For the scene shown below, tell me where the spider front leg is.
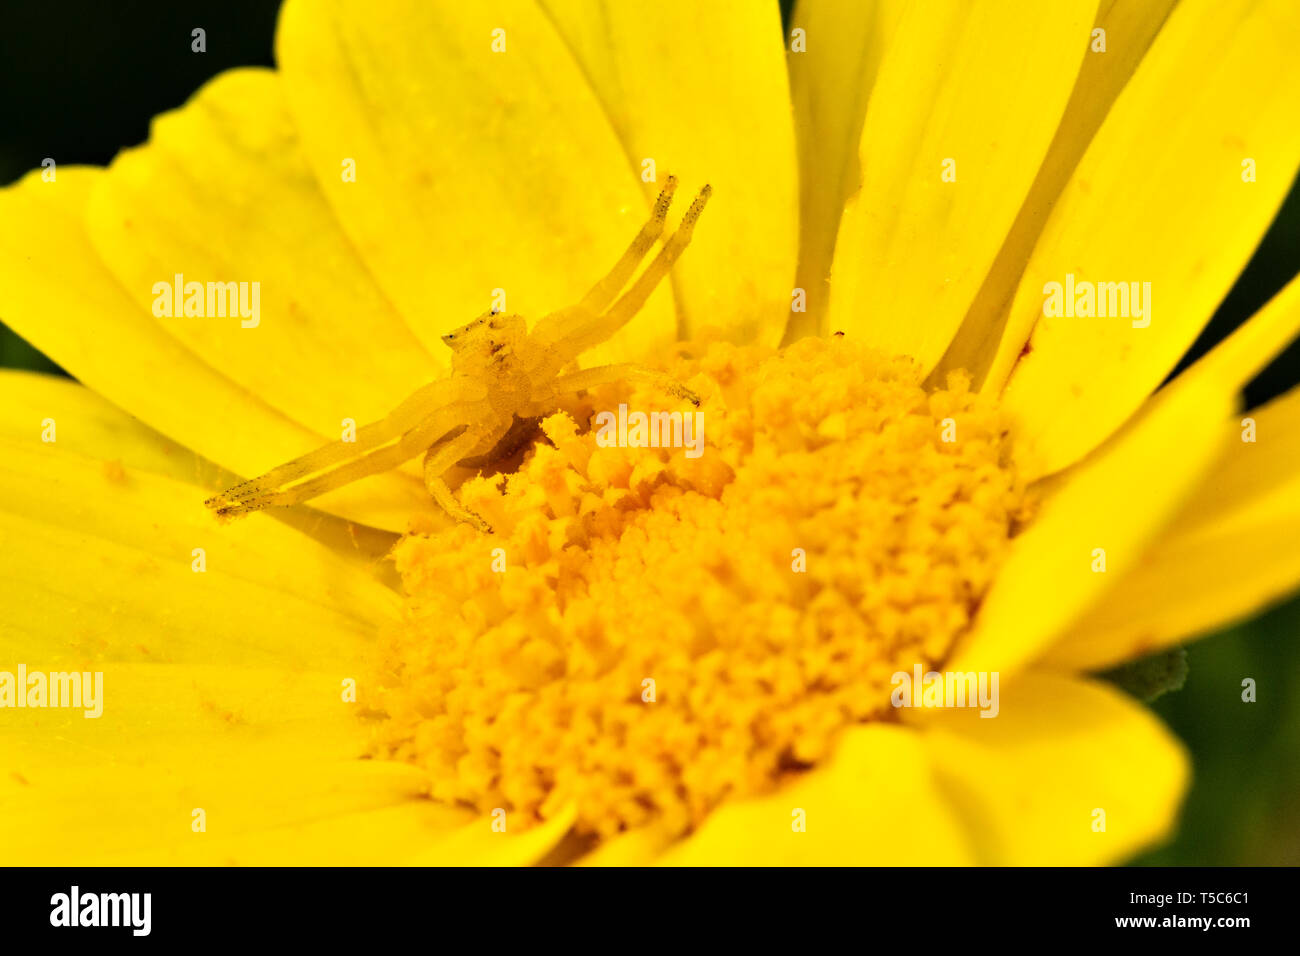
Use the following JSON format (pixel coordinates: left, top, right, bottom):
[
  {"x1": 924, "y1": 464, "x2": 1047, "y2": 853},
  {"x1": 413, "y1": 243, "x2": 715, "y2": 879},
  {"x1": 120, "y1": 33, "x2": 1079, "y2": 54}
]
[
  {"x1": 577, "y1": 175, "x2": 678, "y2": 314},
  {"x1": 206, "y1": 378, "x2": 488, "y2": 519},
  {"x1": 567, "y1": 185, "x2": 712, "y2": 355},
  {"x1": 552, "y1": 363, "x2": 701, "y2": 407},
  {"x1": 207, "y1": 416, "x2": 414, "y2": 518},
  {"x1": 532, "y1": 182, "x2": 711, "y2": 359},
  {"x1": 421, "y1": 425, "x2": 504, "y2": 534},
  {"x1": 212, "y1": 441, "x2": 419, "y2": 518}
]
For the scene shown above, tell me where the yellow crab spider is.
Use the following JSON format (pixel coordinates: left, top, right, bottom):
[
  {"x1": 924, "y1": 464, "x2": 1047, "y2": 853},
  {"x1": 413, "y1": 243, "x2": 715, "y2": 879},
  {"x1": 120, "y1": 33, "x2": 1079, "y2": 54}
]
[{"x1": 204, "y1": 177, "x2": 711, "y2": 533}]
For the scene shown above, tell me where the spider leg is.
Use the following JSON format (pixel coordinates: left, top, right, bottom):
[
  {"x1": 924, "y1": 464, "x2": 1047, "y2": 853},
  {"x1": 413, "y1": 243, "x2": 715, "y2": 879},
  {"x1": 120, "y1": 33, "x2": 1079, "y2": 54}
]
[
  {"x1": 421, "y1": 426, "x2": 503, "y2": 533},
  {"x1": 553, "y1": 363, "x2": 700, "y2": 407},
  {"x1": 556, "y1": 185, "x2": 711, "y2": 357},
  {"x1": 578, "y1": 176, "x2": 677, "y2": 314},
  {"x1": 205, "y1": 418, "x2": 406, "y2": 515},
  {"x1": 212, "y1": 439, "x2": 435, "y2": 519},
  {"x1": 207, "y1": 378, "x2": 488, "y2": 518}
]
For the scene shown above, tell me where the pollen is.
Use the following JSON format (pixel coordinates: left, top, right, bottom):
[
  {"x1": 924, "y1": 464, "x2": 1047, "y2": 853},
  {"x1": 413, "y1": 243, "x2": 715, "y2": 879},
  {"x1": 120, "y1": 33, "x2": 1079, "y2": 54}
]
[{"x1": 371, "y1": 336, "x2": 1031, "y2": 840}]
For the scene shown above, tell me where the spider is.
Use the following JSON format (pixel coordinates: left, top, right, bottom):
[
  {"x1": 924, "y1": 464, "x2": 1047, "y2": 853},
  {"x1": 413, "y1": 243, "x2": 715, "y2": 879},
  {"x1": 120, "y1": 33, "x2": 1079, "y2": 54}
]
[{"x1": 204, "y1": 177, "x2": 710, "y2": 533}]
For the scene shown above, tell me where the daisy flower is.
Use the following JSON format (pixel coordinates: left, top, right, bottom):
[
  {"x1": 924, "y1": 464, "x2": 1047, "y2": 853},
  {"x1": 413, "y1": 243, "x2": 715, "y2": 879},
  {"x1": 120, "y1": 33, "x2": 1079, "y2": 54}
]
[{"x1": 2, "y1": 0, "x2": 1298, "y2": 865}]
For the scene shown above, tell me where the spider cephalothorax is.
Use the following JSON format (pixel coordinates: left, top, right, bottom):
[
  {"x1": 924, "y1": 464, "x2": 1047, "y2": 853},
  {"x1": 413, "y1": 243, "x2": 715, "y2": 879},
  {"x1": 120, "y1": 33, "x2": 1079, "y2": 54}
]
[
  {"x1": 206, "y1": 177, "x2": 710, "y2": 532},
  {"x1": 441, "y1": 312, "x2": 526, "y2": 366}
]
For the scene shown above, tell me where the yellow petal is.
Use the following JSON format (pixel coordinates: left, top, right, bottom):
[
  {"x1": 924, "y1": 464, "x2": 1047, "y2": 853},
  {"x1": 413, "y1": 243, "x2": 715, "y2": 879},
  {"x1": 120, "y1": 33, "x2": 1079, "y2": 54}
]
[
  {"x1": 936, "y1": 0, "x2": 1178, "y2": 380},
  {"x1": 826, "y1": 0, "x2": 1095, "y2": 367},
  {"x1": 1045, "y1": 385, "x2": 1300, "y2": 671},
  {"x1": 1033, "y1": 273, "x2": 1300, "y2": 669},
  {"x1": 0, "y1": 439, "x2": 398, "y2": 667},
  {"x1": 0, "y1": 167, "x2": 430, "y2": 531},
  {"x1": 0, "y1": 368, "x2": 222, "y2": 486},
  {"x1": 951, "y1": 367, "x2": 1234, "y2": 678},
  {"x1": 1159, "y1": 272, "x2": 1300, "y2": 422},
  {"x1": 577, "y1": 826, "x2": 670, "y2": 866},
  {"x1": 988, "y1": 0, "x2": 1300, "y2": 477},
  {"x1": 409, "y1": 804, "x2": 578, "y2": 867},
  {"x1": 538, "y1": 0, "x2": 799, "y2": 345},
  {"x1": 275, "y1": 0, "x2": 677, "y2": 365},
  {"x1": 0, "y1": 662, "x2": 453, "y2": 864},
  {"x1": 191, "y1": 800, "x2": 475, "y2": 867},
  {"x1": 1040, "y1": 274, "x2": 1300, "y2": 669},
  {"x1": 86, "y1": 68, "x2": 442, "y2": 434},
  {"x1": 785, "y1": 0, "x2": 907, "y2": 342},
  {"x1": 0, "y1": 370, "x2": 400, "y2": 575},
  {"x1": 659, "y1": 724, "x2": 974, "y2": 865},
  {"x1": 907, "y1": 673, "x2": 1188, "y2": 865},
  {"x1": 0, "y1": 432, "x2": 434, "y2": 864}
]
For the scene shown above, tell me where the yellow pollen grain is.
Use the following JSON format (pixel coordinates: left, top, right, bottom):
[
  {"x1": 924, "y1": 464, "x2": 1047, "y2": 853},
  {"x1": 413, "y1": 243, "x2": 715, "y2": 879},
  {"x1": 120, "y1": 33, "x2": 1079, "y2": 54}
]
[{"x1": 372, "y1": 337, "x2": 1030, "y2": 840}]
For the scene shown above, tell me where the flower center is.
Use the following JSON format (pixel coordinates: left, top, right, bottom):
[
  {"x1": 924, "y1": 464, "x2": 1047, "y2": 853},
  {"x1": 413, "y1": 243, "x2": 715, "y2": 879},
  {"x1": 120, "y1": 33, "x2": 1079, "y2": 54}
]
[{"x1": 372, "y1": 336, "x2": 1029, "y2": 840}]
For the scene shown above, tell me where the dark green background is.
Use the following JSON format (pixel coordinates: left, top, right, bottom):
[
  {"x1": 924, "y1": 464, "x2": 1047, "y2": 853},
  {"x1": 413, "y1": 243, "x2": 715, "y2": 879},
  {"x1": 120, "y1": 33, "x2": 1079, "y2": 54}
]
[{"x1": 1, "y1": 0, "x2": 1296, "y2": 864}]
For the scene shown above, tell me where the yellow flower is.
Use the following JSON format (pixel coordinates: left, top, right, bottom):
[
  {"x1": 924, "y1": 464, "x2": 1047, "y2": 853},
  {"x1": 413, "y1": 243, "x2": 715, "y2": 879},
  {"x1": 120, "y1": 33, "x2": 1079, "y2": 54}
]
[{"x1": 2, "y1": 0, "x2": 1299, "y2": 865}]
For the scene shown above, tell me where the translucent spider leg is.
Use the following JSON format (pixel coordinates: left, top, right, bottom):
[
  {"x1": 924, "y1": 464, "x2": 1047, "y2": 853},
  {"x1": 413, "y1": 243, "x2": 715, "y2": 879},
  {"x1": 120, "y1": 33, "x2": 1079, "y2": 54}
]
[
  {"x1": 552, "y1": 363, "x2": 701, "y2": 406},
  {"x1": 578, "y1": 176, "x2": 678, "y2": 314},
  {"x1": 212, "y1": 441, "x2": 426, "y2": 519},
  {"x1": 557, "y1": 185, "x2": 711, "y2": 356},
  {"x1": 421, "y1": 426, "x2": 504, "y2": 533},
  {"x1": 206, "y1": 418, "x2": 409, "y2": 516},
  {"x1": 606, "y1": 184, "x2": 710, "y2": 320},
  {"x1": 206, "y1": 379, "x2": 486, "y2": 518}
]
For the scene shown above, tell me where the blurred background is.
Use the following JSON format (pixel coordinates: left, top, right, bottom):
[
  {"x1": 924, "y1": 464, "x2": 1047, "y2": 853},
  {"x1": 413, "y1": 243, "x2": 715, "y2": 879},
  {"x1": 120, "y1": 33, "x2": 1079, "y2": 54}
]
[{"x1": 1, "y1": 1, "x2": 1296, "y2": 864}]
